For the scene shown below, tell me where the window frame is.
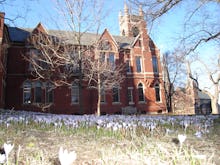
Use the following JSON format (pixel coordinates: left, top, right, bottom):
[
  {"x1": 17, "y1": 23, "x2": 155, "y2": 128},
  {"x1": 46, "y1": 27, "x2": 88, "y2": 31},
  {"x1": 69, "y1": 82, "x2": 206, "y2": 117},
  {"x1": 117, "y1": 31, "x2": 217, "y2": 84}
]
[
  {"x1": 71, "y1": 83, "x2": 79, "y2": 104},
  {"x1": 112, "y1": 86, "x2": 120, "y2": 103},
  {"x1": 128, "y1": 87, "x2": 134, "y2": 105},
  {"x1": 154, "y1": 83, "x2": 161, "y2": 102},
  {"x1": 100, "y1": 88, "x2": 106, "y2": 103},
  {"x1": 126, "y1": 60, "x2": 131, "y2": 73},
  {"x1": 152, "y1": 56, "x2": 159, "y2": 73},
  {"x1": 136, "y1": 56, "x2": 142, "y2": 73},
  {"x1": 108, "y1": 53, "x2": 115, "y2": 68},
  {"x1": 45, "y1": 82, "x2": 54, "y2": 103},
  {"x1": 34, "y1": 81, "x2": 42, "y2": 103},
  {"x1": 23, "y1": 81, "x2": 32, "y2": 104},
  {"x1": 138, "y1": 83, "x2": 145, "y2": 102}
]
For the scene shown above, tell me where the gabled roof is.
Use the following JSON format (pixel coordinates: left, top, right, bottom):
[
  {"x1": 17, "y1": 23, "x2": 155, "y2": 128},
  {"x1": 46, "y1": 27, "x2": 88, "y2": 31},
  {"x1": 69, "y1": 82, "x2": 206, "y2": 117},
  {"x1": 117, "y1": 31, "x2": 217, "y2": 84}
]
[
  {"x1": 7, "y1": 27, "x2": 31, "y2": 42},
  {"x1": 113, "y1": 35, "x2": 134, "y2": 49},
  {"x1": 198, "y1": 90, "x2": 211, "y2": 100},
  {"x1": 7, "y1": 25, "x2": 135, "y2": 49},
  {"x1": 100, "y1": 29, "x2": 119, "y2": 49}
]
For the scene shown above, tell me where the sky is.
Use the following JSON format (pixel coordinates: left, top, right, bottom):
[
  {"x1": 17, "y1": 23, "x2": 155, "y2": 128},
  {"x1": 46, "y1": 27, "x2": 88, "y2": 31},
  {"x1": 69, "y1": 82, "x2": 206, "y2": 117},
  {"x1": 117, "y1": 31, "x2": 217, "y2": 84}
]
[
  {"x1": 1, "y1": 0, "x2": 184, "y2": 53},
  {"x1": 1, "y1": 0, "x2": 219, "y2": 95}
]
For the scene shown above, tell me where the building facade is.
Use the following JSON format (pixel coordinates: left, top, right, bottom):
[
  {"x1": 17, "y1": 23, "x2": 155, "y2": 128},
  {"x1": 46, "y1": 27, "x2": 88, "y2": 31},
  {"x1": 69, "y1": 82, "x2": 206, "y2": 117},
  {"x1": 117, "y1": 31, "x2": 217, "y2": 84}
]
[{"x1": 0, "y1": 5, "x2": 167, "y2": 115}]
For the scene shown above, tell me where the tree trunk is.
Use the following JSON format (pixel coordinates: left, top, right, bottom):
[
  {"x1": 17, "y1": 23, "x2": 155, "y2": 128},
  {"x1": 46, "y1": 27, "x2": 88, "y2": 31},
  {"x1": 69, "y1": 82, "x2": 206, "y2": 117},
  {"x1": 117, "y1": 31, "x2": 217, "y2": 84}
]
[
  {"x1": 211, "y1": 98, "x2": 219, "y2": 114},
  {"x1": 211, "y1": 84, "x2": 219, "y2": 114},
  {"x1": 96, "y1": 56, "x2": 101, "y2": 116},
  {"x1": 78, "y1": 50, "x2": 83, "y2": 114},
  {"x1": 96, "y1": 75, "x2": 101, "y2": 116}
]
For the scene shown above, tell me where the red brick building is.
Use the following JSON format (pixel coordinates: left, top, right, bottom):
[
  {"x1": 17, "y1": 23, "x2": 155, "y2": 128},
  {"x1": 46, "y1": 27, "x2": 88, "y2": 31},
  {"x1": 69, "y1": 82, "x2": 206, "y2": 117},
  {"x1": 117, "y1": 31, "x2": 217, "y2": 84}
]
[{"x1": 0, "y1": 5, "x2": 166, "y2": 115}]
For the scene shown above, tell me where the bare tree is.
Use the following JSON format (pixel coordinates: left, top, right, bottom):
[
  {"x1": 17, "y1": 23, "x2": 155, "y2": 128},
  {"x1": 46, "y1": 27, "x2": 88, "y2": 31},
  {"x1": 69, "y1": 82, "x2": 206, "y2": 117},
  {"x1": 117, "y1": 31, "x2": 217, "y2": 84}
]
[
  {"x1": 26, "y1": 0, "x2": 125, "y2": 115},
  {"x1": 0, "y1": 0, "x2": 37, "y2": 25},
  {"x1": 83, "y1": 40, "x2": 125, "y2": 116},
  {"x1": 162, "y1": 50, "x2": 185, "y2": 113},
  {"x1": 128, "y1": 0, "x2": 220, "y2": 55},
  {"x1": 26, "y1": 31, "x2": 80, "y2": 87},
  {"x1": 26, "y1": 0, "x2": 108, "y2": 114},
  {"x1": 52, "y1": 0, "x2": 107, "y2": 114},
  {"x1": 129, "y1": 0, "x2": 220, "y2": 113},
  {"x1": 187, "y1": 55, "x2": 220, "y2": 114}
]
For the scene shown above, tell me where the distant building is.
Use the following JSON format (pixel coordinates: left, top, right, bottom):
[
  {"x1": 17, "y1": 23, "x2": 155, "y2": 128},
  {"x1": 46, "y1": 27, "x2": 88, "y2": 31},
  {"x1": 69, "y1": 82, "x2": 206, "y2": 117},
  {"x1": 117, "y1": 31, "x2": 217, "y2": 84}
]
[
  {"x1": 0, "y1": 4, "x2": 167, "y2": 114},
  {"x1": 172, "y1": 62, "x2": 212, "y2": 115},
  {"x1": 195, "y1": 90, "x2": 212, "y2": 115}
]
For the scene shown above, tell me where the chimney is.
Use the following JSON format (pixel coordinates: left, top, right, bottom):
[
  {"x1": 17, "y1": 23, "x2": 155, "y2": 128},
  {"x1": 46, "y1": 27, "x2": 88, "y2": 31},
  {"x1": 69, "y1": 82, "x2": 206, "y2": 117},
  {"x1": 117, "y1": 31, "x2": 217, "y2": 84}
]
[{"x1": 0, "y1": 12, "x2": 5, "y2": 43}]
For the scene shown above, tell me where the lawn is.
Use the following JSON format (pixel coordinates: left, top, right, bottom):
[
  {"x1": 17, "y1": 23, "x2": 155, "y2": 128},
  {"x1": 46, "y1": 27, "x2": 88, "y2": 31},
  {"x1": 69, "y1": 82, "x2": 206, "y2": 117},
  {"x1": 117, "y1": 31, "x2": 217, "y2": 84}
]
[{"x1": 0, "y1": 109, "x2": 220, "y2": 165}]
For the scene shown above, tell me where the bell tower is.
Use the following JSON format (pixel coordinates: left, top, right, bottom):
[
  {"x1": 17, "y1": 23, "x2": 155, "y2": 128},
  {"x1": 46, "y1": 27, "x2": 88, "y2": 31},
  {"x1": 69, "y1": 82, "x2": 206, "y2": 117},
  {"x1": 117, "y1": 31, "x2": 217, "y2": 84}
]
[{"x1": 119, "y1": 4, "x2": 146, "y2": 37}]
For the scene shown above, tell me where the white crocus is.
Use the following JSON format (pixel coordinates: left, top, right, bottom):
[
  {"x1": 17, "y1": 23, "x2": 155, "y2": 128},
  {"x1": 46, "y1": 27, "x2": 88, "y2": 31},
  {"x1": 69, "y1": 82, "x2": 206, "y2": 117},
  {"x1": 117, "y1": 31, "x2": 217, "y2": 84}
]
[
  {"x1": 0, "y1": 151, "x2": 6, "y2": 164},
  {"x1": 59, "y1": 147, "x2": 77, "y2": 165},
  {"x1": 178, "y1": 134, "x2": 186, "y2": 147},
  {"x1": 3, "y1": 143, "x2": 14, "y2": 165}
]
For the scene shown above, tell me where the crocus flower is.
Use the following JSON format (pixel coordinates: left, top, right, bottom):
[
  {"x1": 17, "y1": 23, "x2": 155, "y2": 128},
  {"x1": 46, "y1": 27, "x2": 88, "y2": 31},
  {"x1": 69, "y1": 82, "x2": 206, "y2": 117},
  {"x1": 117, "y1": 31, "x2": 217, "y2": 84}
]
[
  {"x1": 59, "y1": 147, "x2": 77, "y2": 165},
  {"x1": 178, "y1": 134, "x2": 186, "y2": 147},
  {"x1": 0, "y1": 148, "x2": 6, "y2": 164},
  {"x1": 3, "y1": 143, "x2": 14, "y2": 165},
  {"x1": 4, "y1": 143, "x2": 14, "y2": 157}
]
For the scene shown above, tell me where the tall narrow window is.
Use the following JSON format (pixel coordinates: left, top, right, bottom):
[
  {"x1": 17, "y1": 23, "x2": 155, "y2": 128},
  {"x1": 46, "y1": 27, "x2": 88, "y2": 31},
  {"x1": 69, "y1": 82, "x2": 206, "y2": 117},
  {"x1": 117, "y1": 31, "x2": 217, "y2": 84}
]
[
  {"x1": 128, "y1": 88, "x2": 133, "y2": 103},
  {"x1": 152, "y1": 56, "x2": 158, "y2": 73},
  {"x1": 112, "y1": 86, "x2": 120, "y2": 103},
  {"x1": 101, "y1": 88, "x2": 105, "y2": 103},
  {"x1": 155, "y1": 84, "x2": 161, "y2": 102},
  {"x1": 34, "y1": 81, "x2": 42, "y2": 103},
  {"x1": 23, "y1": 81, "x2": 32, "y2": 104},
  {"x1": 108, "y1": 53, "x2": 115, "y2": 68},
  {"x1": 138, "y1": 83, "x2": 144, "y2": 102},
  {"x1": 136, "y1": 56, "x2": 142, "y2": 72},
  {"x1": 45, "y1": 82, "x2": 54, "y2": 103},
  {"x1": 71, "y1": 83, "x2": 79, "y2": 103},
  {"x1": 126, "y1": 60, "x2": 131, "y2": 73},
  {"x1": 100, "y1": 52, "x2": 105, "y2": 62}
]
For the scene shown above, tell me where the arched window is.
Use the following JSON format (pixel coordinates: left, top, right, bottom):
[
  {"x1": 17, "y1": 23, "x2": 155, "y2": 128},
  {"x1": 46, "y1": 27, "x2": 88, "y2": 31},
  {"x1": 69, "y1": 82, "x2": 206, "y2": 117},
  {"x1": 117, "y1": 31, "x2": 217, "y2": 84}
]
[
  {"x1": 34, "y1": 81, "x2": 42, "y2": 103},
  {"x1": 154, "y1": 83, "x2": 161, "y2": 102},
  {"x1": 23, "y1": 80, "x2": 32, "y2": 104},
  {"x1": 71, "y1": 83, "x2": 79, "y2": 103},
  {"x1": 45, "y1": 82, "x2": 54, "y2": 103},
  {"x1": 138, "y1": 83, "x2": 144, "y2": 102}
]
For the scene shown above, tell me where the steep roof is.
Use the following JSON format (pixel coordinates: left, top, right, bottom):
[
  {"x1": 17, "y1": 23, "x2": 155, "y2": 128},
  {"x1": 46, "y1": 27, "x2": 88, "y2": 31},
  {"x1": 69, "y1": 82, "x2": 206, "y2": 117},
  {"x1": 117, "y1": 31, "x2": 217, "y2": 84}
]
[
  {"x1": 7, "y1": 26, "x2": 135, "y2": 49},
  {"x1": 198, "y1": 90, "x2": 211, "y2": 100},
  {"x1": 7, "y1": 27, "x2": 31, "y2": 42}
]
